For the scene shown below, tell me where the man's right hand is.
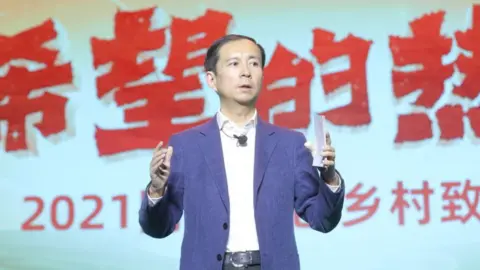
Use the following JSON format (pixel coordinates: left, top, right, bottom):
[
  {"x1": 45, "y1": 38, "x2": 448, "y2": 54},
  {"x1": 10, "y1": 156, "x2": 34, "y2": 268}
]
[{"x1": 149, "y1": 141, "x2": 173, "y2": 198}]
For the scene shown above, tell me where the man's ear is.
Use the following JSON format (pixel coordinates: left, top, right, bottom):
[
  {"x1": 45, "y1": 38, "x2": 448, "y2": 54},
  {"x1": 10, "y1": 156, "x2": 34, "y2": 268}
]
[{"x1": 205, "y1": 71, "x2": 218, "y2": 93}]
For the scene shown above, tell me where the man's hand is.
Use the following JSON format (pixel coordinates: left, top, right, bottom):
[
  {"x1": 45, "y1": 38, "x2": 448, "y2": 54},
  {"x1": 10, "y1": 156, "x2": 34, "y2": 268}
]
[
  {"x1": 149, "y1": 141, "x2": 173, "y2": 198},
  {"x1": 321, "y1": 133, "x2": 335, "y2": 169},
  {"x1": 304, "y1": 132, "x2": 339, "y2": 185}
]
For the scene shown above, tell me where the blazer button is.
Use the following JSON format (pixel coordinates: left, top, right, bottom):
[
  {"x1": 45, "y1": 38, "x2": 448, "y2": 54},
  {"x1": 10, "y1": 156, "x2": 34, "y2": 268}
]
[
  {"x1": 217, "y1": 254, "x2": 222, "y2": 261},
  {"x1": 223, "y1": 222, "x2": 228, "y2": 230}
]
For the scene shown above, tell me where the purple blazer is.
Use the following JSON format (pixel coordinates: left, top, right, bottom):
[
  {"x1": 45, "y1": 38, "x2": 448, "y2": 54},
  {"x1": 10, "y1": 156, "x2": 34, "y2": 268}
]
[{"x1": 139, "y1": 117, "x2": 345, "y2": 270}]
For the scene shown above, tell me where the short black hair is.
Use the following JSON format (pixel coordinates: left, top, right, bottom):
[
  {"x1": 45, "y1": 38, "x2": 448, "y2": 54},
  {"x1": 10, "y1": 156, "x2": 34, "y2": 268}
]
[{"x1": 204, "y1": 34, "x2": 266, "y2": 73}]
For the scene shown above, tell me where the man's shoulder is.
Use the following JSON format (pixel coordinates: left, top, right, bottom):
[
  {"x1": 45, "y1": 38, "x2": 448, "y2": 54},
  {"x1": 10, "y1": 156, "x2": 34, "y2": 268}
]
[
  {"x1": 264, "y1": 121, "x2": 306, "y2": 142},
  {"x1": 169, "y1": 118, "x2": 213, "y2": 143}
]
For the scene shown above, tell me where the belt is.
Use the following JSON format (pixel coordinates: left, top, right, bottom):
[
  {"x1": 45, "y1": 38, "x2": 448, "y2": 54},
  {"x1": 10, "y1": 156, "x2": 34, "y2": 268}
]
[{"x1": 224, "y1": 250, "x2": 261, "y2": 267}]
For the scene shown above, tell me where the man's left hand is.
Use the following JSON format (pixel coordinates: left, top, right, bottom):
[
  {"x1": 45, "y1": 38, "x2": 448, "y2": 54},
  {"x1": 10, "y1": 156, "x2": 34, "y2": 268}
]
[
  {"x1": 321, "y1": 132, "x2": 335, "y2": 169},
  {"x1": 304, "y1": 132, "x2": 339, "y2": 185}
]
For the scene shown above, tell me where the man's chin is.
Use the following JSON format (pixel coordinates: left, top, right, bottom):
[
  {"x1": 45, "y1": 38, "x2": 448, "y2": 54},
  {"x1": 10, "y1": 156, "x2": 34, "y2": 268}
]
[{"x1": 234, "y1": 97, "x2": 257, "y2": 107}]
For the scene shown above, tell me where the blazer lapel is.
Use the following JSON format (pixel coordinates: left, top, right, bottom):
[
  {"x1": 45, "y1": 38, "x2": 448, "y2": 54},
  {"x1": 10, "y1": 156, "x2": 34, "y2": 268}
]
[
  {"x1": 197, "y1": 117, "x2": 230, "y2": 213},
  {"x1": 253, "y1": 119, "x2": 277, "y2": 208}
]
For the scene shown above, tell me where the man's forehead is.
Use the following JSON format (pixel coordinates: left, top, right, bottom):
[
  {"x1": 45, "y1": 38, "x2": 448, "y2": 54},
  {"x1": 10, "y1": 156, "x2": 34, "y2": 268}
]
[{"x1": 218, "y1": 39, "x2": 261, "y2": 59}]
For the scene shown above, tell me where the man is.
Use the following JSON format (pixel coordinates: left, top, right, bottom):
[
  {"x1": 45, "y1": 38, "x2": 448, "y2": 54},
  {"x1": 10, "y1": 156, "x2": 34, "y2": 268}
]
[{"x1": 139, "y1": 34, "x2": 345, "y2": 270}]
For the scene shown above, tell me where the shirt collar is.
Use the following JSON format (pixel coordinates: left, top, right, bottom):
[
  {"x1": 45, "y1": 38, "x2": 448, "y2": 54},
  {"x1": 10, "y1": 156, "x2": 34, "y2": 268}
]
[{"x1": 216, "y1": 110, "x2": 257, "y2": 133}]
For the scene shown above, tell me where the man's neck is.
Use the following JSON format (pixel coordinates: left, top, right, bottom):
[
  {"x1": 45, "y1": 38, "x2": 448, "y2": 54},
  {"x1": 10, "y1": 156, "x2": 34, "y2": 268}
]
[{"x1": 219, "y1": 104, "x2": 256, "y2": 126}]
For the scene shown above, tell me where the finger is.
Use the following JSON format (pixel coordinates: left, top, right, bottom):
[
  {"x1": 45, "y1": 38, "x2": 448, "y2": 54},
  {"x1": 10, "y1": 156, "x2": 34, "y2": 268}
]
[
  {"x1": 158, "y1": 160, "x2": 171, "y2": 174},
  {"x1": 323, "y1": 159, "x2": 335, "y2": 166},
  {"x1": 155, "y1": 148, "x2": 167, "y2": 157},
  {"x1": 154, "y1": 141, "x2": 164, "y2": 152},
  {"x1": 322, "y1": 146, "x2": 335, "y2": 154},
  {"x1": 151, "y1": 151, "x2": 167, "y2": 166},
  {"x1": 156, "y1": 150, "x2": 167, "y2": 160},
  {"x1": 151, "y1": 157, "x2": 165, "y2": 170},
  {"x1": 323, "y1": 145, "x2": 334, "y2": 154},
  {"x1": 151, "y1": 152, "x2": 168, "y2": 169},
  {"x1": 321, "y1": 150, "x2": 335, "y2": 158},
  {"x1": 322, "y1": 145, "x2": 334, "y2": 152},
  {"x1": 164, "y1": 146, "x2": 174, "y2": 165},
  {"x1": 157, "y1": 167, "x2": 167, "y2": 175},
  {"x1": 325, "y1": 132, "x2": 331, "y2": 146},
  {"x1": 152, "y1": 150, "x2": 167, "y2": 162},
  {"x1": 152, "y1": 162, "x2": 169, "y2": 176},
  {"x1": 160, "y1": 163, "x2": 169, "y2": 170}
]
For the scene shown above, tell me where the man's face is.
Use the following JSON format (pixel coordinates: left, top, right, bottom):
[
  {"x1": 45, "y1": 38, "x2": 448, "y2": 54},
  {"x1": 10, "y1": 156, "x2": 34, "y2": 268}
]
[{"x1": 206, "y1": 39, "x2": 263, "y2": 106}]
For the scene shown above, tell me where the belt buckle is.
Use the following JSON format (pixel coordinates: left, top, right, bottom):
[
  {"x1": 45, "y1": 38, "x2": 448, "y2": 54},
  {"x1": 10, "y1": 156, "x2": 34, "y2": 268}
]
[{"x1": 230, "y1": 251, "x2": 252, "y2": 268}]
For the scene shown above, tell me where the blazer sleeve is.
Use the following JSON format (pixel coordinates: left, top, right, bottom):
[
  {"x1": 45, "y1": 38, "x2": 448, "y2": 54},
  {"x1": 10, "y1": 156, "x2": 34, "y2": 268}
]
[
  {"x1": 293, "y1": 132, "x2": 345, "y2": 233},
  {"x1": 138, "y1": 135, "x2": 185, "y2": 238}
]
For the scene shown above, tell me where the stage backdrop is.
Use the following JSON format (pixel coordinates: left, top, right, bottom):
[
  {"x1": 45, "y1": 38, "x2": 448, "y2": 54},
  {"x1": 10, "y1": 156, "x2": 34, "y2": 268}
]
[{"x1": 0, "y1": 0, "x2": 479, "y2": 269}]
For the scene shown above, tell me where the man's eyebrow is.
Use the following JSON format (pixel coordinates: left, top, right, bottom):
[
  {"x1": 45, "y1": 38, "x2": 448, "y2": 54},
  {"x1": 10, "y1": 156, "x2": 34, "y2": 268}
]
[
  {"x1": 223, "y1": 55, "x2": 260, "y2": 63},
  {"x1": 226, "y1": 55, "x2": 259, "y2": 60},
  {"x1": 226, "y1": 56, "x2": 240, "y2": 61}
]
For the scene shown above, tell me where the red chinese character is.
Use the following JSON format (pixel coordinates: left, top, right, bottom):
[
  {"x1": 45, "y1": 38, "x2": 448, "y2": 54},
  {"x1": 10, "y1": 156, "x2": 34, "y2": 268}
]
[
  {"x1": 311, "y1": 29, "x2": 372, "y2": 127},
  {"x1": 446, "y1": 5, "x2": 480, "y2": 139},
  {"x1": 93, "y1": 8, "x2": 213, "y2": 156},
  {"x1": 91, "y1": 7, "x2": 166, "y2": 98},
  {"x1": 441, "y1": 180, "x2": 480, "y2": 223},
  {"x1": 0, "y1": 19, "x2": 73, "y2": 152},
  {"x1": 435, "y1": 105, "x2": 464, "y2": 140},
  {"x1": 256, "y1": 44, "x2": 314, "y2": 129},
  {"x1": 163, "y1": 9, "x2": 233, "y2": 78},
  {"x1": 468, "y1": 107, "x2": 480, "y2": 138},
  {"x1": 434, "y1": 104, "x2": 480, "y2": 140},
  {"x1": 343, "y1": 183, "x2": 380, "y2": 226},
  {"x1": 389, "y1": 11, "x2": 455, "y2": 143},
  {"x1": 453, "y1": 5, "x2": 480, "y2": 100},
  {"x1": 390, "y1": 181, "x2": 434, "y2": 225},
  {"x1": 95, "y1": 75, "x2": 207, "y2": 155}
]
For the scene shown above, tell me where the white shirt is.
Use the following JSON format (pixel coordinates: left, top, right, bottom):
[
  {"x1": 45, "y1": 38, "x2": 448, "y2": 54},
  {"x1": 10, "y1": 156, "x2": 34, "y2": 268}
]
[
  {"x1": 217, "y1": 110, "x2": 258, "y2": 251},
  {"x1": 148, "y1": 110, "x2": 341, "y2": 252}
]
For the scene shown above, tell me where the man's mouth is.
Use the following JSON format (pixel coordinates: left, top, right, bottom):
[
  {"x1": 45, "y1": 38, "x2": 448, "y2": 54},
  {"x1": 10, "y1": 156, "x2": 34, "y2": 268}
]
[{"x1": 239, "y1": 84, "x2": 252, "y2": 89}]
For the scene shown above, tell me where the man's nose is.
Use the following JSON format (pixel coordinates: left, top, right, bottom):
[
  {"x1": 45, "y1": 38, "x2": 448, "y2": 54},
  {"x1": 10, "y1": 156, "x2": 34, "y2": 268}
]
[{"x1": 240, "y1": 63, "x2": 252, "y2": 77}]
